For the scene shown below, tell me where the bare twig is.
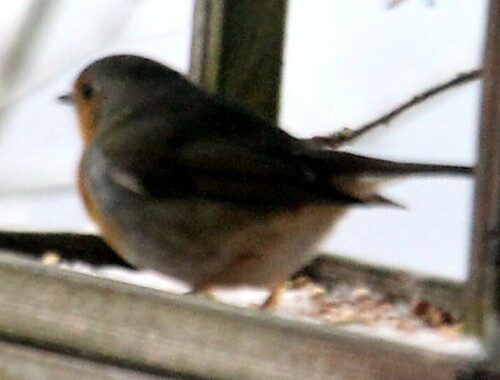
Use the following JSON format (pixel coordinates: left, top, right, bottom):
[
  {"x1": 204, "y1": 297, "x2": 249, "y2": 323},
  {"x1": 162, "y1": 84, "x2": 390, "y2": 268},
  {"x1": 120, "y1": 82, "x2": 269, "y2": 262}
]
[
  {"x1": 387, "y1": 0, "x2": 411, "y2": 9},
  {"x1": 310, "y1": 69, "x2": 482, "y2": 148},
  {"x1": 387, "y1": 0, "x2": 436, "y2": 9}
]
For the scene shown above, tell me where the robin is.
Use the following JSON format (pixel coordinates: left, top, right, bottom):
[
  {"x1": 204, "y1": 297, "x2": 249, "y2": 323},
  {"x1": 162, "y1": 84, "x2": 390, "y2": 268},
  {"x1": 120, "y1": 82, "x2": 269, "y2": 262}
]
[{"x1": 61, "y1": 54, "x2": 472, "y2": 308}]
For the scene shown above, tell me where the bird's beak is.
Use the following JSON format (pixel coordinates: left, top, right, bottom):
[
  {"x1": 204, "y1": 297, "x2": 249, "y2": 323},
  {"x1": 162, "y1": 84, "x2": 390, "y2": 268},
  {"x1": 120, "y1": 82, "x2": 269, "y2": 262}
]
[{"x1": 57, "y1": 93, "x2": 74, "y2": 104}]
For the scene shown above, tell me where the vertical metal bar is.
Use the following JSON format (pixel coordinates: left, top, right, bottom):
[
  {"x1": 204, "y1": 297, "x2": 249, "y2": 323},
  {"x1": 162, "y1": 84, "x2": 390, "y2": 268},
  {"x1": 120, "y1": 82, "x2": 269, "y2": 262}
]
[
  {"x1": 465, "y1": 0, "x2": 500, "y2": 373},
  {"x1": 189, "y1": 0, "x2": 288, "y2": 123}
]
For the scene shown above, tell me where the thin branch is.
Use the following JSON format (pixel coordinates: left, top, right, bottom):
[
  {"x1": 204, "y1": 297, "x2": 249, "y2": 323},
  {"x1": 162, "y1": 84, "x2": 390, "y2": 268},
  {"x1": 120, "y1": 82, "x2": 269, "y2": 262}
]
[
  {"x1": 0, "y1": 184, "x2": 73, "y2": 197},
  {"x1": 310, "y1": 68, "x2": 482, "y2": 148},
  {"x1": 387, "y1": 0, "x2": 411, "y2": 9},
  {"x1": 387, "y1": 0, "x2": 436, "y2": 9}
]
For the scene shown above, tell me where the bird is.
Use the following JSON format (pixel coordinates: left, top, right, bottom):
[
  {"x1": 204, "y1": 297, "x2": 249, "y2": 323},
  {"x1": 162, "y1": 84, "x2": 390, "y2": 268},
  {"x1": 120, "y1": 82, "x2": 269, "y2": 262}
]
[{"x1": 61, "y1": 54, "x2": 473, "y2": 308}]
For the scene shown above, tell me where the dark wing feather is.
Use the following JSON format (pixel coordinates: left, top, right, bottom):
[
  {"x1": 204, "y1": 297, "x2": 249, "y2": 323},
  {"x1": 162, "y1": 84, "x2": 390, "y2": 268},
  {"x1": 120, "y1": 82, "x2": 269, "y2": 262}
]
[{"x1": 98, "y1": 101, "x2": 367, "y2": 207}]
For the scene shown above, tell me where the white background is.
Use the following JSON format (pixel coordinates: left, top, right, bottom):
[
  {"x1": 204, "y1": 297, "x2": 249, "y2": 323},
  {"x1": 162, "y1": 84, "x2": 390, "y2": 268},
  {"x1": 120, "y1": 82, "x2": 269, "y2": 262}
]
[{"x1": 0, "y1": 0, "x2": 487, "y2": 281}]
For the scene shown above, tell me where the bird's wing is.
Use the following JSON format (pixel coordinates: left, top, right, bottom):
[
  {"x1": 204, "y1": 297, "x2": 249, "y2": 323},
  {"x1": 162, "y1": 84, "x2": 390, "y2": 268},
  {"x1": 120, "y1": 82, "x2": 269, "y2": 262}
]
[
  {"x1": 97, "y1": 107, "x2": 372, "y2": 207},
  {"x1": 103, "y1": 138, "x2": 369, "y2": 206},
  {"x1": 99, "y1": 90, "x2": 475, "y2": 208},
  {"x1": 98, "y1": 103, "x2": 471, "y2": 208}
]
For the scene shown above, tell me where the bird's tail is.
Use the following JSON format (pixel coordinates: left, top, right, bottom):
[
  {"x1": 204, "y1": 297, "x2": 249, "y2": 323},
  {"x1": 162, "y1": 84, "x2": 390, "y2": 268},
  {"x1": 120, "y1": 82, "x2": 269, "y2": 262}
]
[
  {"x1": 304, "y1": 150, "x2": 474, "y2": 207},
  {"x1": 310, "y1": 150, "x2": 474, "y2": 177}
]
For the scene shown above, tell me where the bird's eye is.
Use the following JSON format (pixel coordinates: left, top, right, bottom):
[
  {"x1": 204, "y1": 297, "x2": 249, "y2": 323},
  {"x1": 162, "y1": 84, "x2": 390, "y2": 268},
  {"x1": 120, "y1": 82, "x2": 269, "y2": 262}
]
[{"x1": 80, "y1": 83, "x2": 93, "y2": 99}]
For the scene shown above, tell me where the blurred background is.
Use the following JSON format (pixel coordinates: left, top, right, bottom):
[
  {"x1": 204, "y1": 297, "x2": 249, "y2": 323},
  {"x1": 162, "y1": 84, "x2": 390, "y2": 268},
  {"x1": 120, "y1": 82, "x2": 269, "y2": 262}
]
[{"x1": 0, "y1": 0, "x2": 487, "y2": 281}]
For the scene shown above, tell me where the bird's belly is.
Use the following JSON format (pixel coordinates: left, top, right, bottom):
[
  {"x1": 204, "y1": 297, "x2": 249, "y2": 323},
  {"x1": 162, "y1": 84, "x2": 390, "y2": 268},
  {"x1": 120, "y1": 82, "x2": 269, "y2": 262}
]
[
  {"x1": 97, "y1": 193, "x2": 345, "y2": 287},
  {"x1": 81, "y1": 152, "x2": 346, "y2": 288}
]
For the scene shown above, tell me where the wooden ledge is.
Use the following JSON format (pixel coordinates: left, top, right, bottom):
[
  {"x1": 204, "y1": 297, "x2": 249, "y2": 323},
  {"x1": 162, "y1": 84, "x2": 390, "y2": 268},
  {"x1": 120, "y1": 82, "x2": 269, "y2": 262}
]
[{"x1": 0, "y1": 252, "x2": 483, "y2": 380}]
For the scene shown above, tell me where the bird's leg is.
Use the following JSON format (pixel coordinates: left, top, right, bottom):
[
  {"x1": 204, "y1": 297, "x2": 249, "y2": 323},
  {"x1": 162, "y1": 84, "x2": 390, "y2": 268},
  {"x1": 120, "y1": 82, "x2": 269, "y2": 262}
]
[
  {"x1": 187, "y1": 283, "x2": 217, "y2": 299},
  {"x1": 260, "y1": 281, "x2": 288, "y2": 309},
  {"x1": 191, "y1": 254, "x2": 289, "y2": 309},
  {"x1": 189, "y1": 253, "x2": 260, "y2": 299}
]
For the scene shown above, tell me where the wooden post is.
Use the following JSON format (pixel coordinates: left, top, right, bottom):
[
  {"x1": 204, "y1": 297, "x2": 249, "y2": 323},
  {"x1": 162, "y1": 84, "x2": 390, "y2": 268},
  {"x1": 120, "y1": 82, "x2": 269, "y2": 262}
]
[
  {"x1": 464, "y1": 0, "x2": 500, "y2": 374},
  {"x1": 189, "y1": 0, "x2": 288, "y2": 123}
]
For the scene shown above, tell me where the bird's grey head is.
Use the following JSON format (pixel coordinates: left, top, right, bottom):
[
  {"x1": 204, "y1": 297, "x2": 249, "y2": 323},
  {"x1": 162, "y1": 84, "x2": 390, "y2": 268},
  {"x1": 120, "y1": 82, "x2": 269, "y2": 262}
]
[{"x1": 64, "y1": 55, "x2": 188, "y2": 139}]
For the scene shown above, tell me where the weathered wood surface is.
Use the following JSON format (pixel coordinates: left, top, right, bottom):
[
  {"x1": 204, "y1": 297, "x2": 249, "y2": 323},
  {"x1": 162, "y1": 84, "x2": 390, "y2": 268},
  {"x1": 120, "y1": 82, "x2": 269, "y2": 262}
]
[
  {"x1": 190, "y1": 0, "x2": 287, "y2": 123},
  {"x1": 0, "y1": 253, "x2": 481, "y2": 380},
  {"x1": 300, "y1": 254, "x2": 464, "y2": 317},
  {"x1": 0, "y1": 339, "x2": 179, "y2": 380},
  {"x1": 465, "y1": 0, "x2": 500, "y2": 376}
]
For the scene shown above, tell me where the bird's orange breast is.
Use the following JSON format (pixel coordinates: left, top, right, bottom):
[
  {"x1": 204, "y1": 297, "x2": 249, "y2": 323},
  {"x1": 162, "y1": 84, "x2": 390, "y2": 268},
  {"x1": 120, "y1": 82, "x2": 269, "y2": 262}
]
[
  {"x1": 77, "y1": 161, "x2": 99, "y2": 223},
  {"x1": 77, "y1": 159, "x2": 124, "y2": 259}
]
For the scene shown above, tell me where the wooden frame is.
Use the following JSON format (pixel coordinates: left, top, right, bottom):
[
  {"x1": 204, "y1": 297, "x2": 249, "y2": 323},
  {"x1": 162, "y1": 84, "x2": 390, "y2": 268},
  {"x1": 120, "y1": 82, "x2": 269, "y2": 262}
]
[
  {"x1": 0, "y1": 254, "x2": 484, "y2": 379},
  {"x1": 463, "y1": 0, "x2": 500, "y2": 376},
  {"x1": 189, "y1": 0, "x2": 287, "y2": 123},
  {"x1": 0, "y1": 1, "x2": 498, "y2": 378}
]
